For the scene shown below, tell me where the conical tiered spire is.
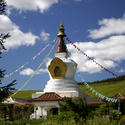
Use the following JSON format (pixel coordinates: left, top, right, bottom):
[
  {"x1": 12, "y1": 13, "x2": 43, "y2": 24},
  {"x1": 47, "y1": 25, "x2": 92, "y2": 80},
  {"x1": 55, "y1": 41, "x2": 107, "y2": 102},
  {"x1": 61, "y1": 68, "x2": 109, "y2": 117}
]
[{"x1": 56, "y1": 24, "x2": 67, "y2": 53}]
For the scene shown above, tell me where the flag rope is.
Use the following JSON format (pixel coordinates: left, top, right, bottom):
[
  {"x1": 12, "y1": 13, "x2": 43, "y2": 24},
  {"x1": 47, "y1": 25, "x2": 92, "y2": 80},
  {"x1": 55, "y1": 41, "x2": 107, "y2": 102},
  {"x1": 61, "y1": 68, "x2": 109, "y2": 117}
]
[
  {"x1": 77, "y1": 72, "x2": 118, "y2": 103},
  {"x1": 9, "y1": 38, "x2": 58, "y2": 98},
  {"x1": 66, "y1": 37, "x2": 118, "y2": 78},
  {"x1": 4, "y1": 38, "x2": 57, "y2": 80}
]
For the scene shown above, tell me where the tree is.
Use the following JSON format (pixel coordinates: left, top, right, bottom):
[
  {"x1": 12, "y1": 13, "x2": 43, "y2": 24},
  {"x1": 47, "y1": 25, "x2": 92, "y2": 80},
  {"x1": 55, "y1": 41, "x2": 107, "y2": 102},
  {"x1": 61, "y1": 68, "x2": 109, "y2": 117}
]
[
  {"x1": 0, "y1": 0, "x2": 16, "y2": 102},
  {"x1": 0, "y1": 0, "x2": 6, "y2": 14},
  {"x1": 59, "y1": 97, "x2": 88, "y2": 124}
]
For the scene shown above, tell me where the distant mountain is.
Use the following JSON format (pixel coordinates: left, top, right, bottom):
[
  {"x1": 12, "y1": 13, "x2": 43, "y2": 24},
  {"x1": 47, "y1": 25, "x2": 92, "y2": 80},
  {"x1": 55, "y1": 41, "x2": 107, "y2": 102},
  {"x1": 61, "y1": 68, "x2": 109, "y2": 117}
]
[
  {"x1": 78, "y1": 75, "x2": 125, "y2": 85},
  {"x1": 91, "y1": 75, "x2": 125, "y2": 84}
]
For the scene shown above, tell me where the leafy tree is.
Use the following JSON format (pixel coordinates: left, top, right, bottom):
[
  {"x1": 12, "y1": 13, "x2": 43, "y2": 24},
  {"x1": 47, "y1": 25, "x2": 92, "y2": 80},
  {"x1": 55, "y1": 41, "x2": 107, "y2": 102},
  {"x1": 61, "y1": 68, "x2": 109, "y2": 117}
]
[
  {"x1": 0, "y1": 0, "x2": 16, "y2": 102},
  {"x1": 59, "y1": 97, "x2": 87, "y2": 124}
]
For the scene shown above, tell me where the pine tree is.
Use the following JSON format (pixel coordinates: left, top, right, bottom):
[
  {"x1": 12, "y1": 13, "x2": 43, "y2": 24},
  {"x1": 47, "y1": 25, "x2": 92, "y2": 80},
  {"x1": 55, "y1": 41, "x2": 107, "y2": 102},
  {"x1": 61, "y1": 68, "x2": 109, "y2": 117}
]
[
  {"x1": 0, "y1": 0, "x2": 16, "y2": 102},
  {"x1": 0, "y1": 0, "x2": 6, "y2": 14}
]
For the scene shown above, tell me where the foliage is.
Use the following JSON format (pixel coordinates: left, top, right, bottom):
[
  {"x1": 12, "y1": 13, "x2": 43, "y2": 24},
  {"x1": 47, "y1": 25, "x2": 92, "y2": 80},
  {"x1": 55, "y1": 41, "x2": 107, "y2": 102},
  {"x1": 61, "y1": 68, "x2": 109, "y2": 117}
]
[
  {"x1": 0, "y1": 0, "x2": 6, "y2": 14},
  {"x1": 59, "y1": 97, "x2": 87, "y2": 124},
  {"x1": 0, "y1": 0, "x2": 16, "y2": 102},
  {"x1": 60, "y1": 97, "x2": 87, "y2": 117},
  {"x1": 0, "y1": 117, "x2": 118, "y2": 125},
  {"x1": 92, "y1": 104, "x2": 112, "y2": 116},
  {"x1": 0, "y1": 103, "x2": 34, "y2": 121},
  {"x1": 111, "y1": 110, "x2": 121, "y2": 120},
  {"x1": 119, "y1": 115, "x2": 125, "y2": 125},
  {"x1": 88, "y1": 103, "x2": 121, "y2": 121},
  {"x1": 85, "y1": 117, "x2": 117, "y2": 125}
]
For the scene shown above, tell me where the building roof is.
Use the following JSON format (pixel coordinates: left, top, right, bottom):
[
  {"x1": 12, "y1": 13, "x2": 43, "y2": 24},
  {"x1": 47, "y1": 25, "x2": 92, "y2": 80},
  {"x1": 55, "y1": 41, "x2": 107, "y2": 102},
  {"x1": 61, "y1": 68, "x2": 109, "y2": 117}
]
[
  {"x1": 30, "y1": 92, "x2": 63, "y2": 102},
  {"x1": 86, "y1": 98, "x2": 105, "y2": 106},
  {"x1": 3, "y1": 97, "x2": 32, "y2": 106},
  {"x1": 112, "y1": 93, "x2": 125, "y2": 100}
]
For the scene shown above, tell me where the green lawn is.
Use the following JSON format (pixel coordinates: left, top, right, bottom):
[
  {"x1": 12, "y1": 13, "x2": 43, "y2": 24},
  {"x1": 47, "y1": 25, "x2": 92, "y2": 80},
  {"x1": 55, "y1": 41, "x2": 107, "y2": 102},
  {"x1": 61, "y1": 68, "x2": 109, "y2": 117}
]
[{"x1": 11, "y1": 80, "x2": 125, "y2": 99}]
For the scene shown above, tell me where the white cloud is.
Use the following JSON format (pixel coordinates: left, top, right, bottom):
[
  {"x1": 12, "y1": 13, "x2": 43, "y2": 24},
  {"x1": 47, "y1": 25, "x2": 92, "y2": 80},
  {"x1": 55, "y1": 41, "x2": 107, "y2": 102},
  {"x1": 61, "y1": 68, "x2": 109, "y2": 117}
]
[
  {"x1": 40, "y1": 31, "x2": 50, "y2": 41},
  {"x1": 6, "y1": 8, "x2": 12, "y2": 16},
  {"x1": 20, "y1": 68, "x2": 47, "y2": 76},
  {"x1": 89, "y1": 16, "x2": 125, "y2": 39},
  {"x1": 38, "y1": 68, "x2": 48, "y2": 73},
  {"x1": 0, "y1": 15, "x2": 38, "y2": 49},
  {"x1": 20, "y1": 68, "x2": 34, "y2": 76},
  {"x1": 6, "y1": 0, "x2": 59, "y2": 13},
  {"x1": 67, "y1": 35, "x2": 125, "y2": 73},
  {"x1": 119, "y1": 68, "x2": 125, "y2": 73}
]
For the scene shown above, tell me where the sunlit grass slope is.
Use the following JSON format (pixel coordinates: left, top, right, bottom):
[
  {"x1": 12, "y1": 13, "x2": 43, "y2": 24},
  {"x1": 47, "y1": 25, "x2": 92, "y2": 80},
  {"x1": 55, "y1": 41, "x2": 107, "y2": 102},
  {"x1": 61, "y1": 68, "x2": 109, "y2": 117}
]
[
  {"x1": 11, "y1": 75, "x2": 125, "y2": 99},
  {"x1": 12, "y1": 90, "x2": 43, "y2": 99},
  {"x1": 79, "y1": 80, "x2": 125, "y2": 97}
]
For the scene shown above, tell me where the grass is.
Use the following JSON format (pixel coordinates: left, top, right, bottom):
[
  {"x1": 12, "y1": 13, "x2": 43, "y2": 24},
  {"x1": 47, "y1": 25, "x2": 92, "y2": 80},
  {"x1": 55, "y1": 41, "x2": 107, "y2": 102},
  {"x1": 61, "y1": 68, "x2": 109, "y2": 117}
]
[
  {"x1": 10, "y1": 80, "x2": 125, "y2": 99},
  {"x1": 0, "y1": 118, "x2": 118, "y2": 125},
  {"x1": 11, "y1": 90, "x2": 43, "y2": 99},
  {"x1": 79, "y1": 80, "x2": 125, "y2": 97}
]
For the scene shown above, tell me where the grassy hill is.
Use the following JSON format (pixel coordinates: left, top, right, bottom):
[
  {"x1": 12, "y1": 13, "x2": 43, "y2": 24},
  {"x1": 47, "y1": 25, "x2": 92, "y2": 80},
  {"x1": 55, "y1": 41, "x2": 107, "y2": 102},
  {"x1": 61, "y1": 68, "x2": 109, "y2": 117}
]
[
  {"x1": 12, "y1": 90, "x2": 43, "y2": 100},
  {"x1": 11, "y1": 75, "x2": 125, "y2": 99},
  {"x1": 79, "y1": 80, "x2": 125, "y2": 97}
]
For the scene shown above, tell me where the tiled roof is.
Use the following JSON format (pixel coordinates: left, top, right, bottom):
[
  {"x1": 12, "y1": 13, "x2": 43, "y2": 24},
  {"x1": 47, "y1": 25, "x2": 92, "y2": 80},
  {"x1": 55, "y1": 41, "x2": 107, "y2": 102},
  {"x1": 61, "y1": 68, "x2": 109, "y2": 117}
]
[
  {"x1": 30, "y1": 92, "x2": 63, "y2": 102},
  {"x1": 112, "y1": 93, "x2": 125, "y2": 100}
]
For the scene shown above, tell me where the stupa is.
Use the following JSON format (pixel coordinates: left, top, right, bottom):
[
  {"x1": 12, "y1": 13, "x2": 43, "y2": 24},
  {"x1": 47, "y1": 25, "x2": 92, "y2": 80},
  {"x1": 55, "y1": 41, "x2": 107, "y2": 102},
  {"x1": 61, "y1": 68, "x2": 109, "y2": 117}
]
[
  {"x1": 30, "y1": 24, "x2": 83, "y2": 118},
  {"x1": 32, "y1": 24, "x2": 82, "y2": 98}
]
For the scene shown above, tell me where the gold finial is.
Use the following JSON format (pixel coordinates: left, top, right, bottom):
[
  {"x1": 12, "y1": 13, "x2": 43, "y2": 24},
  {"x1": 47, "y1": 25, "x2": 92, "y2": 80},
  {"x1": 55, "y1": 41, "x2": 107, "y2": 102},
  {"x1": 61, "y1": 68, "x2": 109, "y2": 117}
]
[{"x1": 57, "y1": 24, "x2": 66, "y2": 37}]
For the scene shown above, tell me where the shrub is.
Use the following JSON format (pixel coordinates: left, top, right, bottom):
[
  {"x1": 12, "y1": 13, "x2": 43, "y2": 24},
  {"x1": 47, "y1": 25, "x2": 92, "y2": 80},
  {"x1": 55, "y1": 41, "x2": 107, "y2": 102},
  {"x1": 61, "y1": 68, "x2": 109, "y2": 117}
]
[
  {"x1": 119, "y1": 115, "x2": 125, "y2": 125},
  {"x1": 111, "y1": 110, "x2": 121, "y2": 120},
  {"x1": 86, "y1": 117, "x2": 117, "y2": 125}
]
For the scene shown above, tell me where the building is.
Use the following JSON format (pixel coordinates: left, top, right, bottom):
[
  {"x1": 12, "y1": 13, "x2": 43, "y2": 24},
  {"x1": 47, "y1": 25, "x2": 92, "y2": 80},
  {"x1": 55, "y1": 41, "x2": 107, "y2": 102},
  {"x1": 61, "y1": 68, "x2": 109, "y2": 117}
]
[
  {"x1": 30, "y1": 92, "x2": 63, "y2": 119},
  {"x1": 3, "y1": 24, "x2": 106, "y2": 119},
  {"x1": 3, "y1": 97, "x2": 31, "y2": 106},
  {"x1": 30, "y1": 24, "x2": 83, "y2": 119}
]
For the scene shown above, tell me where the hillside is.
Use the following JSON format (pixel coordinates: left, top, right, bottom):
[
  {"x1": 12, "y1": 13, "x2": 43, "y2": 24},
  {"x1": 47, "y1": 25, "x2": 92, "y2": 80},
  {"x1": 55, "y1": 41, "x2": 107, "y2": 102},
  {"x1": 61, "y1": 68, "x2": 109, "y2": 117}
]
[
  {"x1": 12, "y1": 90, "x2": 43, "y2": 100},
  {"x1": 79, "y1": 75, "x2": 125, "y2": 97},
  {"x1": 79, "y1": 80, "x2": 125, "y2": 97},
  {"x1": 12, "y1": 76, "x2": 125, "y2": 99}
]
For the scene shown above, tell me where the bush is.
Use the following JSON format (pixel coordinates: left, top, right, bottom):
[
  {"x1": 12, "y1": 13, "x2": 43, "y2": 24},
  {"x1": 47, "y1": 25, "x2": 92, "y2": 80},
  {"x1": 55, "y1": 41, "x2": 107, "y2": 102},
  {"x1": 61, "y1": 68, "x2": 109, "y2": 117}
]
[
  {"x1": 119, "y1": 115, "x2": 125, "y2": 125},
  {"x1": 111, "y1": 110, "x2": 121, "y2": 120},
  {"x1": 86, "y1": 117, "x2": 117, "y2": 125},
  {"x1": 59, "y1": 97, "x2": 87, "y2": 124},
  {"x1": 90, "y1": 104, "x2": 112, "y2": 117}
]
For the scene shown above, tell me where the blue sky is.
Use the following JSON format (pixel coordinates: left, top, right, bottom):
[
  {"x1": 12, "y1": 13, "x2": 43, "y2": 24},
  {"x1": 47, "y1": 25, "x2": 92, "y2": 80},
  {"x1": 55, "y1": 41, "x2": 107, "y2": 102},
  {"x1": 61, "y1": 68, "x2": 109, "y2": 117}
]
[{"x1": 1, "y1": 0, "x2": 125, "y2": 90}]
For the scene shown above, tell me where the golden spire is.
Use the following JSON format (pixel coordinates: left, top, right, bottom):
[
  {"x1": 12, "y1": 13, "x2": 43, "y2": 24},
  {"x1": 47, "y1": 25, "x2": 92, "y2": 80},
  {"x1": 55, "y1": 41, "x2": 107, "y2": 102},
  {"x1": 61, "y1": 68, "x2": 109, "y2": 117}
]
[
  {"x1": 57, "y1": 24, "x2": 66, "y2": 37},
  {"x1": 56, "y1": 24, "x2": 67, "y2": 53}
]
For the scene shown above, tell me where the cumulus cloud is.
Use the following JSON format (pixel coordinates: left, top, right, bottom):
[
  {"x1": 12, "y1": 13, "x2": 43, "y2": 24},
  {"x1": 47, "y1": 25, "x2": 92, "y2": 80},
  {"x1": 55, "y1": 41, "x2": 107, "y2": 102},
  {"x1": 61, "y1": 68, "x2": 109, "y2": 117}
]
[
  {"x1": 20, "y1": 68, "x2": 47, "y2": 76},
  {"x1": 89, "y1": 16, "x2": 125, "y2": 39},
  {"x1": 20, "y1": 68, "x2": 34, "y2": 76},
  {"x1": 0, "y1": 15, "x2": 38, "y2": 49},
  {"x1": 40, "y1": 31, "x2": 50, "y2": 41},
  {"x1": 67, "y1": 35, "x2": 125, "y2": 73},
  {"x1": 6, "y1": 0, "x2": 59, "y2": 13}
]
